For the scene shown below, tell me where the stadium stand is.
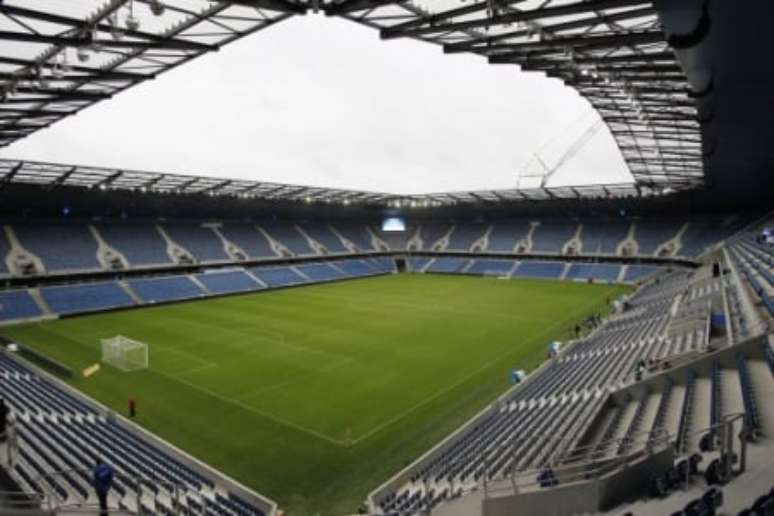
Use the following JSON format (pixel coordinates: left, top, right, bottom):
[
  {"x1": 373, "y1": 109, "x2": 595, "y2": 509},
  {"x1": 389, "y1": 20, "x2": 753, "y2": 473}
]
[
  {"x1": 634, "y1": 219, "x2": 682, "y2": 256},
  {"x1": 335, "y1": 259, "x2": 380, "y2": 277},
  {"x1": 530, "y1": 221, "x2": 577, "y2": 254},
  {"x1": 250, "y1": 266, "x2": 310, "y2": 288},
  {"x1": 580, "y1": 220, "x2": 630, "y2": 255},
  {"x1": 0, "y1": 352, "x2": 269, "y2": 516},
  {"x1": 419, "y1": 224, "x2": 452, "y2": 250},
  {"x1": 334, "y1": 223, "x2": 375, "y2": 251},
  {"x1": 300, "y1": 223, "x2": 349, "y2": 253},
  {"x1": 295, "y1": 262, "x2": 347, "y2": 282},
  {"x1": 96, "y1": 222, "x2": 172, "y2": 267},
  {"x1": 0, "y1": 290, "x2": 43, "y2": 322},
  {"x1": 40, "y1": 282, "x2": 134, "y2": 315},
  {"x1": 487, "y1": 221, "x2": 531, "y2": 253},
  {"x1": 195, "y1": 270, "x2": 263, "y2": 295},
  {"x1": 377, "y1": 228, "x2": 409, "y2": 251},
  {"x1": 219, "y1": 223, "x2": 277, "y2": 259},
  {"x1": 466, "y1": 259, "x2": 515, "y2": 276},
  {"x1": 261, "y1": 223, "x2": 315, "y2": 256},
  {"x1": 12, "y1": 222, "x2": 100, "y2": 272},
  {"x1": 565, "y1": 263, "x2": 621, "y2": 282},
  {"x1": 127, "y1": 275, "x2": 205, "y2": 303},
  {"x1": 623, "y1": 265, "x2": 663, "y2": 283},
  {"x1": 0, "y1": 230, "x2": 9, "y2": 275},
  {"x1": 161, "y1": 223, "x2": 229, "y2": 262},
  {"x1": 446, "y1": 224, "x2": 488, "y2": 251},
  {"x1": 367, "y1": 257, "x2": 396, "y2": 273},
  {"x1": 371, "y1": 260, "x2": 774, "y2": 515},
  {"x1": 425, "y1": 257, "x2": 470, "y2": 274},
  {"x1": 513, "y1": 261, "x2": 566, "y2": 280},
  {"x1": 677, "y1": 218, "x2": 742, "y2": 258}
]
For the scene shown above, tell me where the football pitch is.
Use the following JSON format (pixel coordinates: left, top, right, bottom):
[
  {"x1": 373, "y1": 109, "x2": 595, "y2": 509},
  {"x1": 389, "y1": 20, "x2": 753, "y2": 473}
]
[{"x1": 3, "y1": 274, "x2": 629, "y2": 514}]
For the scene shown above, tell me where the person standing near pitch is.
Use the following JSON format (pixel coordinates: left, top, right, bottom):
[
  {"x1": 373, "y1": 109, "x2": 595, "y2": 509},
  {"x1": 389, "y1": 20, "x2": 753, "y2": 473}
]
[{"x1": 93, "y1": 460, "x2": 114, "y2": 515}]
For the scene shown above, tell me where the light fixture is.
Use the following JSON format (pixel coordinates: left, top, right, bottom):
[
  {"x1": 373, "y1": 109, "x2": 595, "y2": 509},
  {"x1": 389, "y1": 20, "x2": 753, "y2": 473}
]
[
  {"x1": 77, "y1": 47, "x2": 91, "y2": 63},
  {"x1": 150, "y1": 0, "x2": 166, "y2": 16}
]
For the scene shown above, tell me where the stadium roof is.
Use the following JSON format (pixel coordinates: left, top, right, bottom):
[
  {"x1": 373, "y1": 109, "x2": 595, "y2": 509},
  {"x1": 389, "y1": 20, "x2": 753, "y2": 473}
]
[
  {"x1": 0, "y1": 1, "x2": 701, "y2": 194},
  {"x1": 0, "y1": 157, "x2": 669, "y2": 207}
]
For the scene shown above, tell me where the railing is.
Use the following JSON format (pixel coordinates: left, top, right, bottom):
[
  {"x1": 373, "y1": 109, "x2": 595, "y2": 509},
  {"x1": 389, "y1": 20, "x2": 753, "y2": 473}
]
[
  {"x1": 27, "y1": 468, "x2": 201, "y2": 516},
  {"x1": 370, "y1": 413, "x2": 748, "y2": 516}
]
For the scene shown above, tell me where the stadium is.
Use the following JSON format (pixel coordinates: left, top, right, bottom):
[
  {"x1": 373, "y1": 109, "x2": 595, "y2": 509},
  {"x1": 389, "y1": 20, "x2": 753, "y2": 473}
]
[{"x1": 0, "y1": 1, "x2": 772, "y2": 516}]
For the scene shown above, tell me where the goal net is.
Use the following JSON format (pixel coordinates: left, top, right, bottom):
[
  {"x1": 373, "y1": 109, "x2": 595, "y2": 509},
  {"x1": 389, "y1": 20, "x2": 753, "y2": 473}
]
[{"x1": 100, "y1": 336, "x2": 149, "y2": 372}]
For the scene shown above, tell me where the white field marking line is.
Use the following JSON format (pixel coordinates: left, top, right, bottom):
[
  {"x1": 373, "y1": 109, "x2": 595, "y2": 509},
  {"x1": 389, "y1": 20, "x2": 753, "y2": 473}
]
[
  {"x1": 348, "y1": 286, "x2": 616, "y2": 445},
  {"x1": 290, "y1": 289, "x2": 541, "y2": 324},
  {"x1": 152, "y1": 367, "x2": 348, "y2": 447},
  {"x1": 233, "y1": 380, "x2": 293, "y2": 401},
  {"x1": 234, "y1": 356, "x2": 356, "y2": 403},
  {"x1": 167, "y1": 362, "x2": 218, "y2": 377},
  {"x1": 158, "y1": 312, "x2": 350, "y2": 361}
]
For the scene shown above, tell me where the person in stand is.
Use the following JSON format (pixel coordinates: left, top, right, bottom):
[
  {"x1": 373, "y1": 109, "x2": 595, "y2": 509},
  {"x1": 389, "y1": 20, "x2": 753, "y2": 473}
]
[
  {"x1": 93, "y1": 460, "x2": 114, "y2": 516},
  {"x1": 0, "y1": 398, "x2": 8, "y2": 442},
  {"x1": 634, "y1": 359, "x2": 646, "y2": 382}
]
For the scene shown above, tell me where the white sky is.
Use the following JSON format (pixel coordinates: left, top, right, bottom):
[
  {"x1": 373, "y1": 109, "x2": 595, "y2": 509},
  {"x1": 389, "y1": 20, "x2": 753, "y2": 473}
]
[{"x1": 0, "y1": 15, "x2": 632, "y2": 195}]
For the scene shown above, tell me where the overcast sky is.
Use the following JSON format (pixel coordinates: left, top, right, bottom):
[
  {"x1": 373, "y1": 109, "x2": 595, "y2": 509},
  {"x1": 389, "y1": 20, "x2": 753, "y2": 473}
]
[{"x1": 0, "y1": 15, "x2": 631, "y2": 195}]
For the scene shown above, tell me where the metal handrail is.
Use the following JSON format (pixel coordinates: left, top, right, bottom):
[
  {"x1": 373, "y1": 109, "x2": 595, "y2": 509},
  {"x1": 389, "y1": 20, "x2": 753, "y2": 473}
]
[
  {"x1": 371, "y1": 413, "x2": 748, "y2": 515},
  {"x1": 29, "y1": 468, "x2": 201, "y2": 516}
]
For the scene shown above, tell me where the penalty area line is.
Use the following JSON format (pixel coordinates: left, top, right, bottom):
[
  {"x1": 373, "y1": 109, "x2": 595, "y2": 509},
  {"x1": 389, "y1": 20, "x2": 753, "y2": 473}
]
[{"x1": 152, "y1": 368, "x2": 348, "y2": 447}]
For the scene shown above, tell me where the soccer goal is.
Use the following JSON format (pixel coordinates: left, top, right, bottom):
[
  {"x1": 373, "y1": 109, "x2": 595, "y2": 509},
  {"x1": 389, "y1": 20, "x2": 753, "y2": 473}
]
[{"x1": 101, "y1": 335, "x2": 149, "y2": 372}]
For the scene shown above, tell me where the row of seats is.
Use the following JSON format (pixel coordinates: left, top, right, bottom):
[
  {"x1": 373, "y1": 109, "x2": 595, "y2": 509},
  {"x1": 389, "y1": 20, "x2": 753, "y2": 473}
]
[
  {"x1": 0, "y1": 259, "x2": 396, "y2": 323},
  {"x1": 375, "y1": 262, "x2": 771, "y2": 515},
  {"x1": 727, "y1": 229, "x2": 774, "y2": 317},
  {"x1": 0, "y1": 216, "x2": 748, "y2": 276},
  {"x1": 410, "y1": 257, "x2": 661, "y2": 283},
  {"x1": 0, "y1": 353, "x2": 266, "y2": 516}
]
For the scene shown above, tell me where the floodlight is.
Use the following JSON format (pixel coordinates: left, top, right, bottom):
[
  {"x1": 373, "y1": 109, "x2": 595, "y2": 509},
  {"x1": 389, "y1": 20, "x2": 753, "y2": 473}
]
[
  {"x1": 77, "y1": 47, "x2": 91, "y2": 63},
  {"x1": 150, "y1": 1, "x2": 166, "y2": 16}
]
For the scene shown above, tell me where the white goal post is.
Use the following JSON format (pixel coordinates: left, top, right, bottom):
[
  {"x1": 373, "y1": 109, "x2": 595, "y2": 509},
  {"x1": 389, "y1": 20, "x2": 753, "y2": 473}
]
[{"x1": 100, "y1": 335, "x2": 149, "y2": 372}]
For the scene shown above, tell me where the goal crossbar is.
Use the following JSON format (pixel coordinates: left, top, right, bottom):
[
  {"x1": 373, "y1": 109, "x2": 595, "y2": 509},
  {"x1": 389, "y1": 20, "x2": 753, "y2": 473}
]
[{"x1": 100, "y1": 335, "x2": 148, "y2": 372}]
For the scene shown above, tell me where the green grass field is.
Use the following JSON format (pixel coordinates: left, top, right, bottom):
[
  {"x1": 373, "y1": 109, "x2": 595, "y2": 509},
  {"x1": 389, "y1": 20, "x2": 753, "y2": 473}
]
[{"x1": 2, "y1": 274, "x2": 628, "y2": 514}]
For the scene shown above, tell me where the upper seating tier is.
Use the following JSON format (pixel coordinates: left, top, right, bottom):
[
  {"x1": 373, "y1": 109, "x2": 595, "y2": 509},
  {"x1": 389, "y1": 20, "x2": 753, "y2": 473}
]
[
  {"x1": 162, "y1": 223, "x2": 228, "y2": 262},
  {"x1": 96, "y1": 222, "x2": 171, "y2": 266},
  {"x1": 14, "y1": 222, "x2": 100, "y2": 272},
  {"x1": 219, "y1": 224, "x2": 277, "y2": 259}
]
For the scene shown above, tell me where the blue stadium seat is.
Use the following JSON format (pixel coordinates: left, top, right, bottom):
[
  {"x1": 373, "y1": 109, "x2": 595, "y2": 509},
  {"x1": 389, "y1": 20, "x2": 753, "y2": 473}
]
[
  {"x1": 162, "y1": 223, "x2": 228, "y2": 262},
  {"x1": 580, "y1": 220, "x2": 629, "y2": 255},
  {"x1": 447, "y1": 225, "x2": 488, "y2": 251},
  {"x1": 96, "y1": 222, "x2": 172, "y2": 266},
  {"x1": 530, "y1": 222, "x2": 576, "y2": 254},
  {"x1": 295, "y1": 263, "x2": 346, "y2": 281},
  {"x1": 425, "y1": 258, "x2": 469, "y2": 273},
  {"x1": 251, "y1": 266, "x2": 308, "y2": 287},
  {"x1": 14, "y1": 222, "x2": 100, "y2": 272},
  {"x1": 128, "y1": 276, "x2": 204, "y2": 303},
  {"x1": 0, "y1": 290, "x2": 43, "y2": 321},
  {"x1": 41, "y1": 282, "x2": 134, "y2": 315},
  {"x1": 623, "y1": 265, "x2": 662, "y2": 282},
  {"x1": 219, "y1": 223, "x2": 277, "y2": 259},
  {"x1": 487, "y1": 221, "x2": 530, "y2": 252},
  {"x1": 333, "y1": 224, "x2": 374, "y2": 251},
  {"x1": 513, "y1": 261, "x2": 565, "y2": 279},
  {"x1": 466, "y1": 259, "x2": 515, "y2": 276},
  {"x1": 300, "y1": 223, "x2": 348, "y2": 253},
  {"x1": 261, "y1": 223, "x2": 314, "y2": 255},
  {"x1": 195, "y1": 270, "x2": 262, "y2": 295}
]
